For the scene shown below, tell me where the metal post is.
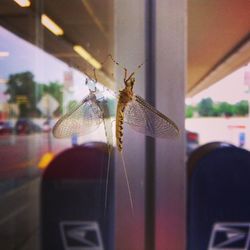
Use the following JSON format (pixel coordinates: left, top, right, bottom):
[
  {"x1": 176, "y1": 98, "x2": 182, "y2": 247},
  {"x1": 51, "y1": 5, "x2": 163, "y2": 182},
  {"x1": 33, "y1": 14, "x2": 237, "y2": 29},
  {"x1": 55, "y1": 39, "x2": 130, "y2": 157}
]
[{"x1": 145, "y1": 0, "x2": 156, "y2": 249}]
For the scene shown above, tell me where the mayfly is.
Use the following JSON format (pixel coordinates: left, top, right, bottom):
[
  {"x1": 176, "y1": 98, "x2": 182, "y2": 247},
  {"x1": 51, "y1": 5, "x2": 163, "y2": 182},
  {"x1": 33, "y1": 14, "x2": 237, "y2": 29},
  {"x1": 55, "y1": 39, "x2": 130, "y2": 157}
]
[
  {"x1": 52, "y1": 78, "x2": 113, "y2": 151},
  {"x1": 52, "y1": 77, "x2": 114, "y2": 210},
  {"x1": 113, "y1": 59, "x2": 179, "y2": 152},
  {"x1": 109, "y1": 56, "x2": 179, "y2": 212}
]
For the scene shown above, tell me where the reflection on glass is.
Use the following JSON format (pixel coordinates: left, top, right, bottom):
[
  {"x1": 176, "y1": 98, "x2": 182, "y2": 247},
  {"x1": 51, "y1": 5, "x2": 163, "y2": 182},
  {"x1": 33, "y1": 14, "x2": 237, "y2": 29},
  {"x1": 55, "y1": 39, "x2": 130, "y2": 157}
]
[
  {"x1": 41, "y1": 14, "x2": 64, "y2": 36},
  {"x1": 0, "y1": 24, "x2": 115, "y2": 178},
  {"x1": 0, "y1": 0, "x2": 114, "y2": 248},
  {"x1": 13, "y1": 0, "x2": 31, "y2": 8}
]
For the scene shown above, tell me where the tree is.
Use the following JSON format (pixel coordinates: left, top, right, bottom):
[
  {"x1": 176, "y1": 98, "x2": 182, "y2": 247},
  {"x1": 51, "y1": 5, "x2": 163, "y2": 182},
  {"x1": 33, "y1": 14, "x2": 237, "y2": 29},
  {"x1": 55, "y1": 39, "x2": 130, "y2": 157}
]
[
  {"x1": 197, "y1": 98, "x2": 214, "y2": 117},
  {"x1": 218, "y1": 102, "x2": 233, "y2": 117},
  {"x1": 186, "y1": 98, "x2": 249, "y2": 118},
  {"x1": 234, "y1": 100, "x2": 249, "y2": 116},
  {"x1": 5, "y1": 71, "x2": 39, "y2": 117},
  {"x1": 185, "y1": 105, "x2": 194, "y2": 118},
  {"x1": 212, "y1": 103, "x2": 221, "y2": 117}
]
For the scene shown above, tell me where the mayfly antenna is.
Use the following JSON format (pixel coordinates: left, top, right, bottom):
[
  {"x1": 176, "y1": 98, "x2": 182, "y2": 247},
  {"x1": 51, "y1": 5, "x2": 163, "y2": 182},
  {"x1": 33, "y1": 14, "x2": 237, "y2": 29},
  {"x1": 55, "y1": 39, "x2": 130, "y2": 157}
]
[
  {"x1": 109, "y1": 54, "x2": 145, "y2": 81},
  {"x1": 108, "y1": 54, "x2": 128, "y2": 81},
  {"x1": 130, "y1": 62, "x2": 144, "y2": 78}
]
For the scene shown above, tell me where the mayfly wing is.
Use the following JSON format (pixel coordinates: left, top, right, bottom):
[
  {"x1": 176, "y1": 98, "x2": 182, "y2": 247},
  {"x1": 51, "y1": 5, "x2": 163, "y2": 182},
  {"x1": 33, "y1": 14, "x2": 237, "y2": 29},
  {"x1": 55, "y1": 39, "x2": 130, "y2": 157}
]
[
  {"x1": 124, "y1": 95, "x2": 179, "y2": 138},
  {"x1": 52, "y1": 96, "x2": 103, "y2": 138},
  {"x1": 98, "y1": 100, "x2": 114, "y2": 150}
]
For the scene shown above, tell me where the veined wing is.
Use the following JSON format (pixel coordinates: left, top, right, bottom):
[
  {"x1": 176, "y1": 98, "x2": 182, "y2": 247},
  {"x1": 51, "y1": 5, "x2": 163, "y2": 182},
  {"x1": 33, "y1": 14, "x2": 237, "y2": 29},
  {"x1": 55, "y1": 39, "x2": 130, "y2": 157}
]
[
  {"x1": 99, "y1": 100, "x2": 114, "y2": 144},
  {"x1": 52, "y1": 96, "x2": 103, "y2": 138},
  {"x1": 124, "y1": 95, "x2": 179, "y2": 138}
]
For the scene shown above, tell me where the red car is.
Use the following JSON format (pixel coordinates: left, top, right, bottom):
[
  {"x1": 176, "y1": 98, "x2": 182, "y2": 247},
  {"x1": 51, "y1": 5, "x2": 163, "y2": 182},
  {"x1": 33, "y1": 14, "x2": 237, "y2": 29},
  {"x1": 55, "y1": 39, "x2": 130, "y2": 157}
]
[{"x1": 186, "y1": 130, "x2": 199, "y2": 156}]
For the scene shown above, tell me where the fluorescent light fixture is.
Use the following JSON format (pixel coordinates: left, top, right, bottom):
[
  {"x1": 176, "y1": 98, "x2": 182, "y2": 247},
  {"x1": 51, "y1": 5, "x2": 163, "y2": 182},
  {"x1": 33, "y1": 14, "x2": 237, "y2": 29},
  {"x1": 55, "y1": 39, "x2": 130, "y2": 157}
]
[
  {"x1": 13, "y1": 0, "x2": 31, "y2": 7},
  {"x1": 0, "y1": 79, "x2": 7, "y2": 84},
  {"x1": 41, "y1": 14, "x2": 64, "y2": 36},
  {"x1": 73, "y1": 45, "x2": 102, "y2": 69},
  {"x1": 0, "y1": 51, "x2": 9, "y2": 57}
]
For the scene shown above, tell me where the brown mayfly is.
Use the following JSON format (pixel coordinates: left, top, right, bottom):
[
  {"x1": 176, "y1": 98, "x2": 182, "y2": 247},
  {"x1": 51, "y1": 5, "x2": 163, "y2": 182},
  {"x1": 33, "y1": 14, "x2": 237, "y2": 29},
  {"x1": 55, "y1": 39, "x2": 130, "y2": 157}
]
[
  {"x1": 113, "y1": 60, "x2": 179, "y2": 152},
  {"x1": 110, "y1": 56, "x2": 179, "y2": 212}
]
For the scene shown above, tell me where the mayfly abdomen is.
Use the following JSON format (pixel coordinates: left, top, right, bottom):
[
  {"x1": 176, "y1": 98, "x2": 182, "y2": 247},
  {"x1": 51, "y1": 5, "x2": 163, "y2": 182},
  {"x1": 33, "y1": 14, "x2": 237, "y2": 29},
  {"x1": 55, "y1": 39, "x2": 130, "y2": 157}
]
[
  {"x1": 116, "y1": 82, "x2": 135, "y2": 152},
  {"x1": 116, "y1": 102, "x2": 126, "y2": 152}
]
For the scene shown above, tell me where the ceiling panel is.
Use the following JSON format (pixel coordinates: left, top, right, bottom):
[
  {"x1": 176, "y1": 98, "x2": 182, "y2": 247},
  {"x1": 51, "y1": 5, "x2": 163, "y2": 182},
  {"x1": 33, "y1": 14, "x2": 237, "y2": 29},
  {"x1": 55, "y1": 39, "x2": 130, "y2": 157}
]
[
  {"x1": 188, "y1": 0, "x2": 250, "y2": 95},
  {"x1": 0, "y1": 0, "x2": 114, "y2": 88},
  {"x1": 0, "y1": 0, "x2": 249, "y2": 93}
]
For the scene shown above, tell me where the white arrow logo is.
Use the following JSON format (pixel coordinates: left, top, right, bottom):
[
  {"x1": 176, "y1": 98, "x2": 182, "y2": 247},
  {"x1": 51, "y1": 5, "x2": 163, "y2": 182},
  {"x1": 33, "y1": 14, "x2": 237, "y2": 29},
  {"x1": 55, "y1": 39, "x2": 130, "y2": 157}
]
[
  {"x1": 209, "y1": 223, "x2": 250, "y2": 250},
  {"x1": 60, "y1": 221, "x2": 104, "y2": 250}
]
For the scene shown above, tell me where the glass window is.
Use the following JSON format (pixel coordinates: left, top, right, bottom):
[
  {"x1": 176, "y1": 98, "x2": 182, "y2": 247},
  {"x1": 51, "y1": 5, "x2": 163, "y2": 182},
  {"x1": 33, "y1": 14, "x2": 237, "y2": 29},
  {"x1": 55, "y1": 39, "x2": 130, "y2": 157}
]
[{"x1": 0, "y1": 0, "x2": 114, "y2": 249}]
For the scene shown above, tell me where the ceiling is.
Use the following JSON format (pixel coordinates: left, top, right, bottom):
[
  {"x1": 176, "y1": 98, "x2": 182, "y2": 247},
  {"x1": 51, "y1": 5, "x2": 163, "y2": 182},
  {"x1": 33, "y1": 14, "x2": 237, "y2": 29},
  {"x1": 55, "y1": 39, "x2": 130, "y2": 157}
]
[
  {"x1": 188, "y1": 0, "x2": 250, "y2": 96},
  {"x1": 0, "y1": 0, "x2": 249, "y2": 95},
  {"x1": 0, "y1": 0, "x2": 114, "y2": 87}
]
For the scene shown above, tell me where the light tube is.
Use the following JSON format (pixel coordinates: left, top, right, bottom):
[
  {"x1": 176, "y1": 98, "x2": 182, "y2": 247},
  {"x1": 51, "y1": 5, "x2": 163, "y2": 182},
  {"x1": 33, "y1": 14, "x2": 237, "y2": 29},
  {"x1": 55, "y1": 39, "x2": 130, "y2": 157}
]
[
  {"x1": 0, "y1": 51, "x2": 9, "y2": 57},
  {"x1": 13, "y1": 0, "x2": 31, "y2": 7},
  {"x1": 41, "y1": 14, "x2": 64, "y2": 36},
  {"x1": 73, "y1": 45, "x2": 102, "y2": 69}
]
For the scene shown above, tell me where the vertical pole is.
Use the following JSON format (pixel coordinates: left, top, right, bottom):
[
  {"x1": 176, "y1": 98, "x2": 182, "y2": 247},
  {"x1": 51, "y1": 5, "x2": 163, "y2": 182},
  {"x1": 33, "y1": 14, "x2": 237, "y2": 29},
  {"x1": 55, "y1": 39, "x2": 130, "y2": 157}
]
[
  {"x1": 145, "y1": 0, "x2": 156, "y2": 249},
  {"x1": 248, "y1": 85, "x2": 250, "y2": 117},
  {"x1": 47, "y1": 116, "x2": 52, "y2": 152},
  {"x1": 243, "y1": 68, "x2": 250, "y2": 149},
  {"x1": 115, "y1": 1, "x2": 146, "y2": 249},
  {"x1": 247, "y1": 85, "x2": 250, "y2": 149},
  {"x1": 155, "y1": 0, "x2": 186, "y2": 248},
  {"x1": 45, "y1": 96, "x2": 52, "y2": 152}
]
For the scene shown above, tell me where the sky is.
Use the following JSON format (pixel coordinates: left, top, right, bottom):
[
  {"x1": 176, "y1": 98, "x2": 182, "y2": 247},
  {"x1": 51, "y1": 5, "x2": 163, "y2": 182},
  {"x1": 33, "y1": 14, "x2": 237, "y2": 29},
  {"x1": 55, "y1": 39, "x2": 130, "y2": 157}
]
[
  {"x1": 0, "y1": 26, "x2": 70, "y2": 84},
  {"x1": 186, "y1": 64, "x2": 250, "y2": 105}
]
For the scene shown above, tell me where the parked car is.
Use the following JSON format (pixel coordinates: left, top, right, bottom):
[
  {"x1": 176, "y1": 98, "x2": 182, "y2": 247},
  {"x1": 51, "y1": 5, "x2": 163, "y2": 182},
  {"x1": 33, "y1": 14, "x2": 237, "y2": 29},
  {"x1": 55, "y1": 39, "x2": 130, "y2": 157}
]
[
  {"x1": 0, "y1": 121, "x2": 14, "y2": 135},
  {"x1": 186, "y1": 130, "x2": 199, "y2": 156},
  {"x1": 15, "y1": 119, "x2": 41, "y2": 134}
]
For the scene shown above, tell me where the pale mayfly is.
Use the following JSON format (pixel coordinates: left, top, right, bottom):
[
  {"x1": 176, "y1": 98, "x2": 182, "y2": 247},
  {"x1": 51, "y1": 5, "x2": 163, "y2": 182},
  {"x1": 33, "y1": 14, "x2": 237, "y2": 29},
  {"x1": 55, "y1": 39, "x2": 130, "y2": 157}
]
[
  {"x1": 52, "y1": 78, "x2": 113, "y2": 151},
  {"x1": 52, "y1": 77, "x2": 114, "y2": 210}
]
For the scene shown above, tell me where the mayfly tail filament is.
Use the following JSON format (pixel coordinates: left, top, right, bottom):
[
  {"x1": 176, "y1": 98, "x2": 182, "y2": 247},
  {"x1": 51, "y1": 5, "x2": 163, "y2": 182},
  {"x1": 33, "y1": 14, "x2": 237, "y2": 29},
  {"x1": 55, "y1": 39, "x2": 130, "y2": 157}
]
[{"x1": 120, "y1": 151, "x2": 134, "y2": 215}]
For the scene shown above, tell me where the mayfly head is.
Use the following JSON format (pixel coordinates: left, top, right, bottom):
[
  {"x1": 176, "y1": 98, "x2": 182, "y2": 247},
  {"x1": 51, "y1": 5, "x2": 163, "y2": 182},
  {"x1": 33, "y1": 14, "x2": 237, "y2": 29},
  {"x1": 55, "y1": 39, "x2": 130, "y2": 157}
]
[
  {"x1": 125, "y1": 73, "x2": 136, "y2": 90},
  {"x1": 85, "y1": 78, "x2": 97, "y2": 92}
]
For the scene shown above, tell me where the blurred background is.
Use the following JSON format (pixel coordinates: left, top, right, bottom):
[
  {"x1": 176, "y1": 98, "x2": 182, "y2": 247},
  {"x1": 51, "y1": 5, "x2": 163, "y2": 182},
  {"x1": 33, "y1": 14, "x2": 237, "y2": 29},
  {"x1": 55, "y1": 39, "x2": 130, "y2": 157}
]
[{"x1": 0, "y1": 0, "x2": 249, "y2": 249}]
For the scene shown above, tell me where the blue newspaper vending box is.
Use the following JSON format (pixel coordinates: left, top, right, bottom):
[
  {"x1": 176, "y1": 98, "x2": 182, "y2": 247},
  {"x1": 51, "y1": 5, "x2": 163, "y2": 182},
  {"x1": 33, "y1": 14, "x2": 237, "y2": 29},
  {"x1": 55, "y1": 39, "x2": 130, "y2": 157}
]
[{"x1": 41, "y1": 142, "x2": 114, "y2": 250}]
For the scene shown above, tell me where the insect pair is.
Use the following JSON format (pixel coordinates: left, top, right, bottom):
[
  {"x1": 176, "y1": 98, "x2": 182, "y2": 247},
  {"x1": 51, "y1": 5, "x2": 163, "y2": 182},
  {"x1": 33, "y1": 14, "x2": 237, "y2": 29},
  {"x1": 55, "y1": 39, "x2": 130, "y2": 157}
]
[
  {"x1": 53, "y1": 55, "x2": 179, "y2": 144},
  {"x1": 52, "y1": 55, "x2": 179, "y2": 212}
]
